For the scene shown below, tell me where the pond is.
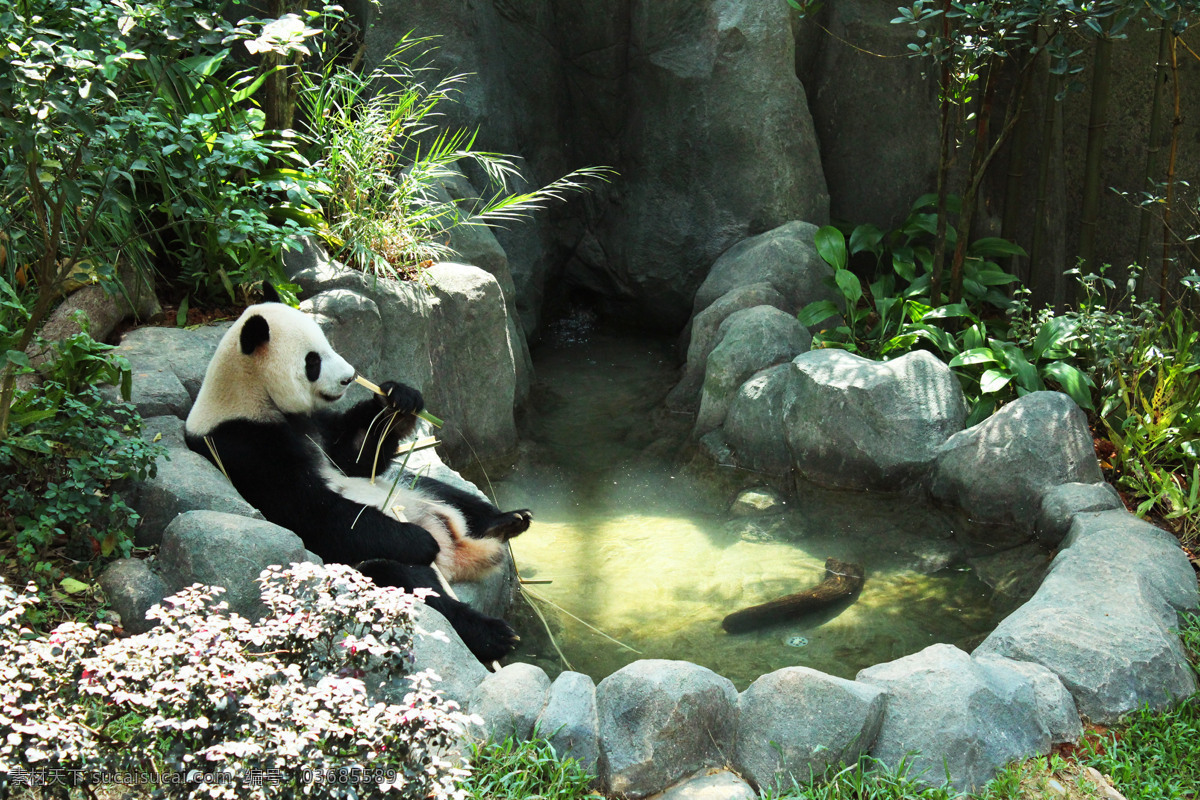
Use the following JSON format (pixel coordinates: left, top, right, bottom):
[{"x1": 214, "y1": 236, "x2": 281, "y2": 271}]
[{"x1": 491, "y1": 322, "x2": 1035, "y2": 690}]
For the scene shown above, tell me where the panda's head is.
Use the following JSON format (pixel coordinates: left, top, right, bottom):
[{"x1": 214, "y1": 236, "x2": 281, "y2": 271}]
[{"x1": 186, "y1": 299, "x2": 357, "y2": 436}]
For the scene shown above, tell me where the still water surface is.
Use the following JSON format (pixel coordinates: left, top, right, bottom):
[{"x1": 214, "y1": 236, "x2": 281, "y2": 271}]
[{"x1": 492, "y1": 328, "x2": 1020, "y2": 689}]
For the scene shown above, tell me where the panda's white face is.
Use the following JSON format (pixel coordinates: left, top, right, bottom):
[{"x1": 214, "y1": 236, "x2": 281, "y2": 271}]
[{"x1": 186, "y1": 302, "x2": 358, "y2": 435}]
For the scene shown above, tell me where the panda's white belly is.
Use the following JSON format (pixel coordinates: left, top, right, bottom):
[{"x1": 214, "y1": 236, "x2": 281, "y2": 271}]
[{"x1": 320, "y1": 465, "x2": 502, "y2": 581}]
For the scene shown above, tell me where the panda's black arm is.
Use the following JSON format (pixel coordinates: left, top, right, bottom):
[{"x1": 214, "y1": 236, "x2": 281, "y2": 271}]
[
  {"x1": 317, "y1": 382, "x2": 422, "y2": 478},
  {"x1": 186, "y1": 420, "x2": 439, "y2": 566}
]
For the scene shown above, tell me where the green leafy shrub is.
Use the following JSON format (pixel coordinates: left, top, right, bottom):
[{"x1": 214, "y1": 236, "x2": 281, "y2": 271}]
[
  {"x1": 0, "y1": 281, "x2": 160, "y2": 587},
  {"x1": 295, "y1": 35, "x2": 609, "y2": 282},
  {"x1": 0, "y1": 563, "x2": 476, "y2": 799}
]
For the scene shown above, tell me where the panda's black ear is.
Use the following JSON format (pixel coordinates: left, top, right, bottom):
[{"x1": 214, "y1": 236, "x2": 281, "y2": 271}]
[
  {"x1": 261, "y1": 282, "x2": 282, "y2": 304},
  {"x1": 240, "y1": 314, "x2": 270, "y2": 355}
]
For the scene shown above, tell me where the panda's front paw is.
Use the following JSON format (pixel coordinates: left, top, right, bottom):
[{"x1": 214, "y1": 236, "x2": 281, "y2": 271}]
[{"x1": 378, "y1": 381, "x2": 424, "y2": 417}]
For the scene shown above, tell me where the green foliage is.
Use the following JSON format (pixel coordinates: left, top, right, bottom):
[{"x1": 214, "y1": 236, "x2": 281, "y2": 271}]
[
  {"x1": 0, "y1": 277, "x2": 159, "y2": 590},
  {"x1": 462, "y1": 734, "x2": 599, "y2": 800},
  {"x1": 1081, "y1": 697, "x2": 1200, "y2": 798},
  {"x1": 0, "y1": 294, "x2": 160, "y2": 586},
  {"x1": 1067, "y1": 268, "x2": 1200, "y2": 531},
  {"x1": 295, "y1": 35, "x2": 610, "y2": 282},
  {"x1": 761, "y1": 755, "x2": 955, "y2": 799}
]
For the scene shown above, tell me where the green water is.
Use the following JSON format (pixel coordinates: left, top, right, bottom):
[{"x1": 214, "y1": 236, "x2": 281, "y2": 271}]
[{"x1": 492, "y1": 328, "x2": 1024, "y2": 690}]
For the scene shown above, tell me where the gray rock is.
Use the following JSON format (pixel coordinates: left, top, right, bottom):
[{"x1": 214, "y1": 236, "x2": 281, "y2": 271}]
[
  {"x1": 130, "y1": 443, "x2": 263, "y2": 548},
  {"x1": 695, "y1": 307, "x2": 812, "y2": 437},
  {"x1": 302, "y1": 289, "x2": 383, "y2": 381},
  {"x1": 668, "y1": 282, "x2": 790, "y2": 410},
  {"x1": 976, "y1": 510, "x2": 1199, "y2": 723},
  {"x1": 409, "y1": 603, "x2": 489, "y2": 706},
  {"x1": 593, "y1": 3, "x2": 830, "y2": 330},
  {"x1": 468, "y1": 662, "x2": 552, "y2": 742},
  {"x1": 157, "y1": 510, "x2": 319, "y2": 621},
  {"x1": 973, "y1": 654, "x2": 1082, "y2": 746},
  {"x1": 690, "y1": 221, "x2": 834, "y2": 321},
  {"x1": 98, "y1": 558, "x2": 168, "y2": 635},
  {"x1": 117, "y1": 324, "x2": 225, "y2": 401},
  {"x1": 729, "y1": 487, "x2": 787, "y2": 517},
  {"x1": 647, "y1": 770, "x2": 756, "y2": 800},
  {"x1": 597, "y1": 660, "x2": 739, "y2": 798},
  {"x1": 125, "y1": 363, "x2": 191, "y2": 419},
  {"x1": 857, "y1": 644, "x2": 1072, "y2": 792},
  {"x1": 735, "y1": 667, "x2": 885, "y2": 791},
  {"x1": 723, "y1": 364, "x2": 797, "y2": 476},
  {"x1": 932, "y1": 391, "x2": 1103, "y2": 533},
  {"x1": 292, "y1": 261, "x2": 519, "y2": 472},
  {"x1": 535, "y1": 671, "x2": 600, "y2": 772},
  {"x1": 786, "y1": 349, "x2": 967, "y2": 491},
  {"x1": 799, "y1": 0, "x2": 939, "y2": 229},
  {"x1": 1036, "y1": 482, "x2": 1124, "y2": 548}
]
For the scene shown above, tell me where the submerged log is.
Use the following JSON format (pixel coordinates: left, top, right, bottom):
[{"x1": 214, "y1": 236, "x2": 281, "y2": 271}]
[{"x1": 722, "y1": 557, "x2": 865, "y2": 634}]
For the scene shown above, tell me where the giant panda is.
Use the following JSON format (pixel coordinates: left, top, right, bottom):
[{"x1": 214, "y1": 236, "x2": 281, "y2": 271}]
[{"x1": 184, "y1": 288, "x2": 531, "y2": 663}]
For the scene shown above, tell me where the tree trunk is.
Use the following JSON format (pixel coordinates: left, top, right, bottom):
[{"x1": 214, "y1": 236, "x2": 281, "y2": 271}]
[{"x1": 1078, "y1": 33, "x2": 1114, "y2": 276}]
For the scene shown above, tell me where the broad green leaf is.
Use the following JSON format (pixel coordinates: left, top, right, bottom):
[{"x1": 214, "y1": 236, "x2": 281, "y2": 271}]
[
  {"x1": 966, "y1": 396, "x2": 997, "y2": 426},
  {"x1": 1032, "y1": 317, "x2": 1079, "y2": 361},
  {"x1": 948, "y1": 348, "x2": 999, "y2": 367},
  {"x1": 923, "y1": 303, "x2": 972, "y2": 320},
  {"x1": 60, "y1": 577, "x2": 90, "y2": 595},
  {"x1": 6, "y1": 350, "x2": 31, "y2": 368},
  {"x1": 1041, "y1": 361, "x2": 1095, "y2": 411},
  {"x1": 834, "y1": 269, "x2": 862, "y2": 304},
  {"x1": 972, "y1": 267, "x2": 1021, "y2": 286},
  {"x1": 994, "y1": 342, "x2": 1042, "y2": 392},
  {"x1": 980, "y1": 368, "x2": 1014, "y2": 394},
  {"x1": 797, "y1": 299, "x2": 841, "y2": 328},
  {"x1": 967, "y1": 237, "x2": 1028, "y2": 258},
  {"x1": 849, "y1": 224, "x2": 884, "y2": 257},
  {"x1": 814, "y1": 225, "x2": 847, "y2": 270}
]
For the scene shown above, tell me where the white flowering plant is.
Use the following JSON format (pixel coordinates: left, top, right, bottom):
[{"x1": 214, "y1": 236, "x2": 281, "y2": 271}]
[{"x1": 0, "y1": 563, "x2": 476, "y2": 799}]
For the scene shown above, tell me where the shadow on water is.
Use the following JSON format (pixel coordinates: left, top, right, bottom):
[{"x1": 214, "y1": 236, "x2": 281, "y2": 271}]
[{"x1": 492, "y1": 323, "x2": 1039, "y2": 690}]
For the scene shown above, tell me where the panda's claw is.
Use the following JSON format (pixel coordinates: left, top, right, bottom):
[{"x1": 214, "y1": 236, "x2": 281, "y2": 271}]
[{"x1": 483, "y1": 509, "x2": 533, "y2": 541}]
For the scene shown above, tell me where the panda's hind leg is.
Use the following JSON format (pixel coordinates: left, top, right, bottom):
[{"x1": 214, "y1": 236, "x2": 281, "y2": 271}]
[
  {"x1": 356, "y1": 559, "x2": 520, "y2": 663},
  {"x1": 481, "y1": 509, "x2": 532, "y2": 541},
  {"x1": 413, "y1": 476, "x2": 532, "y2": 540}
]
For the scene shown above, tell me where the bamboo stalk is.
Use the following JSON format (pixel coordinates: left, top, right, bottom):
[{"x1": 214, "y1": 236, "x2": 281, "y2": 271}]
[{"x1": 353, "y1": 374, "x2": 444, "y2": 427}]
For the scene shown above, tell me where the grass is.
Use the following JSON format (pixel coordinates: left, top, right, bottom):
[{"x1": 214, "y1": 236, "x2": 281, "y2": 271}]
[
  {"x1": 462, "y1": 733, "x2": 600, "y2": 800},
  {"x1": 464, "y1": 615, "x2": 1200, "y2": 800}
]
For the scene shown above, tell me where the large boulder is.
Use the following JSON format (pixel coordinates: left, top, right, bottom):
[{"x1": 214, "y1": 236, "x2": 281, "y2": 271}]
[
  {"x1": 590, "y1": 1, "x2": 830, "y2": 330},
  {"x1": 534, "y1": 671, "x2": 601, "y2": 773},
  {"x1": 98, "y1": 558, "x2": 168, "y2": 635},
  {"x1": 597, "y1": 660, "x2": 739, "y2": 798},
  {"x1": 157, "y1": 510, "x2": 320, "y2": 621},
  {"x1": 667, "y1": 282, "x2": 790, "y2": 410},
  {"x1": 407, "y1": 604, "x2": 490, "y2": 707},
  {"x1": 723, "y1": 364, "x2": 797, "y2": 476},
  {"x1": 694, "y1": 307, "x2": 811, "y2": 437},
  {"x1": 857, "y1": 644, "x2": 1077, "y2": 793},
  {"x1": 1035, "y1": 481, "x2": 1124, "y2": 548},
  {"x1": 975, "y1": 509, "x2": 1199, "y2": 723},
  {"x1": 735, "y1": 667, "x2": 886, "y2": 791},
  {"x1": 290, "y1": 260, "x2": 520, "y2": 472},
  {"x1": 785, "y1": 349, "x2": 968, "y2": 491},
  {"x1": 468, "y1": 662, "x2": 552, "y2": 742},
  {"x1": 931, "y1": 391, "x2": 1103, "y2": 532},
  {"x1": 689, "y1": 221, "x2": 833, "y2": 320}
]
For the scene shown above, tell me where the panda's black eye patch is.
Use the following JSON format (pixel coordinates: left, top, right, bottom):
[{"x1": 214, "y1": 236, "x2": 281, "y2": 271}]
[{"x1": 305, "y1": 351, "x2": 321, "y2": 382}]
